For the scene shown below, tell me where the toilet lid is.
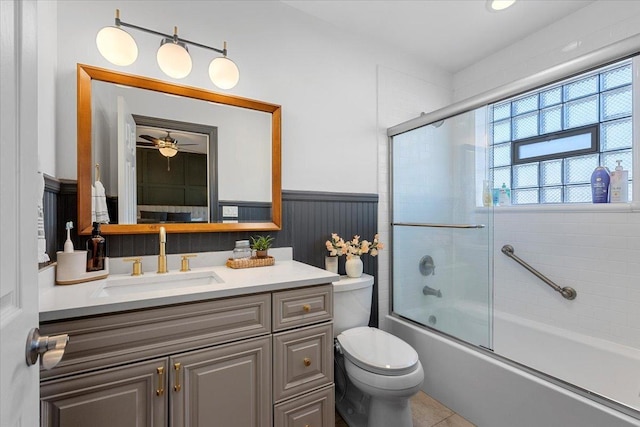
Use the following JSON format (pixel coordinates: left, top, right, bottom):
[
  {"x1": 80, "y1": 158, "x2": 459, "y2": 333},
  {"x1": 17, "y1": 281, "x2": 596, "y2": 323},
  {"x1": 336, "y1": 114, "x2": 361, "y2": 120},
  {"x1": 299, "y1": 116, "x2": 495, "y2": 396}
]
[{"x1": 337, "y1": 327, "x2": 419, "y2": 376}]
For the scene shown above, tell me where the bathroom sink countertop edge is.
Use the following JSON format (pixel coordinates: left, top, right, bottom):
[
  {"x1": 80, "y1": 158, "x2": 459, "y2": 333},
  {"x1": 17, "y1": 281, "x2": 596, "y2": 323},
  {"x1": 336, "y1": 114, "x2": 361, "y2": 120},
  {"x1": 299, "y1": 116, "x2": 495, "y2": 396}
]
[{"x1": 39, "y1": 251, "x2": 339, "y2": 322}]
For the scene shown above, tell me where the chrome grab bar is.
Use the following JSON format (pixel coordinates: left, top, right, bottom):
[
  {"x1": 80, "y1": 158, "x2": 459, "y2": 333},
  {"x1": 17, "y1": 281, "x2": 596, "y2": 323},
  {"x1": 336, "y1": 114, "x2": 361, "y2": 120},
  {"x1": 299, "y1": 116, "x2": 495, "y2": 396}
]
[
  {"x1": 501, "y1": 245, "x2": 577, "y2": 300},
  {"x1": 393, "y1": 222, "x2": 486, "y2": 229}
]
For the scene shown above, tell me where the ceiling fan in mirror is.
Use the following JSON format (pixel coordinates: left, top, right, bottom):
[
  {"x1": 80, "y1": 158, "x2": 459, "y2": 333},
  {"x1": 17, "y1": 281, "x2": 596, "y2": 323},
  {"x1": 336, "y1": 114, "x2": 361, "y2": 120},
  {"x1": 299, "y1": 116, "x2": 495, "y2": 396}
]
[{"x1": 137, "y1": 131, "x2": 195, "y2": 171}]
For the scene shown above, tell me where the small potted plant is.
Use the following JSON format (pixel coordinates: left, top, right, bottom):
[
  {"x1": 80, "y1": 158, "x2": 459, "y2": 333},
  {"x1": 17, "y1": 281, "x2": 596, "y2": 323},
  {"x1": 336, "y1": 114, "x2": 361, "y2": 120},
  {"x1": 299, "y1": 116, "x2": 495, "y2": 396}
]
[{"x1": 250, "y1": 235, "x2": 274, "y2": 258}]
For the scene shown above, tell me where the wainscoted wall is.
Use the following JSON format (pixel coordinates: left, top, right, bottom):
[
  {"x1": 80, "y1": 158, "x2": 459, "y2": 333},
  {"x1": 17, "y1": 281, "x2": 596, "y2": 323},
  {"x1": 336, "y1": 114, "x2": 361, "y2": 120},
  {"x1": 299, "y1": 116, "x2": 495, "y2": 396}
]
[{"x1": 43, "y1": 180, "x2": 379, "y2": 325}]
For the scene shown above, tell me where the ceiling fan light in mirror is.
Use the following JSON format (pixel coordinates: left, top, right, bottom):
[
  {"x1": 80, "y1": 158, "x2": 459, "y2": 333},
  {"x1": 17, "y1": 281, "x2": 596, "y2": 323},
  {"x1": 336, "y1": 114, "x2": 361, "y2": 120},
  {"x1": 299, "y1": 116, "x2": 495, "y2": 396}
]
[
  {"x1": 157, "y1": 39, "x2": 192, "y2": 79},
  {"x1": 96, "y1": 26, "x2": 138, "y2": 66},
  {"x1": 209, "y1": 57, "x2": 240, "y2": 89},
  {"x1": 159, "y1": 146, "x2": 178, "y2": 157}
]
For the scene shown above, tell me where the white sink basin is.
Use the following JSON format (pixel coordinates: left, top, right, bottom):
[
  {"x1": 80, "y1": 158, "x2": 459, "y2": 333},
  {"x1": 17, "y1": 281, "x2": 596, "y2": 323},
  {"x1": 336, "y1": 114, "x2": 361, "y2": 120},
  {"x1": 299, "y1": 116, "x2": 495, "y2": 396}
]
[{"x1": 93, "y1": 269, "x2": 224, "y2": 298}]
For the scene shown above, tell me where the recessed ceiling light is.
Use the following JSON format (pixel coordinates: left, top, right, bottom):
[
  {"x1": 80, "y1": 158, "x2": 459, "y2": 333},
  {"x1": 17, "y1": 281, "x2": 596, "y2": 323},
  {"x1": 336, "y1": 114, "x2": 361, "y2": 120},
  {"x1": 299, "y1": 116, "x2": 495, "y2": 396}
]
[{"x1": 487, "y1": 0, "x2": 516, "y2": 12}]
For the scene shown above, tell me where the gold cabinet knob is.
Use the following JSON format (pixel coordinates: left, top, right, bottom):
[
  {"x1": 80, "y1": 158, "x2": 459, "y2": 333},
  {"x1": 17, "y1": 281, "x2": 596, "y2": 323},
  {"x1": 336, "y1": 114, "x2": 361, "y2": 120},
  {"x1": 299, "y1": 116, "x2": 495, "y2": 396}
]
[
  {"x1": 180, "y1": 254, "x2": 197, "y2": 272},
  {"x1": 302, "y1": 304, "x2": 311, "y2": 313},
  {"x1": 123, "y1": 257, "x2": 143, "y2": 276},
  {"x1": 303, "y1": 357, "x2": 311, "y2": 367}
]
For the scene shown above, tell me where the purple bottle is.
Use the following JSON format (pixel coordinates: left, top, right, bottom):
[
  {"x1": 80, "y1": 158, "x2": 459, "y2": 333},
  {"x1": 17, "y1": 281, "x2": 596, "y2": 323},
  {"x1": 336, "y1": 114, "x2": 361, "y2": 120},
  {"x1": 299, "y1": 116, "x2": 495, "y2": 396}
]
[{"x1": 591, "y1": 166, "x2": 610, "y2": 203}]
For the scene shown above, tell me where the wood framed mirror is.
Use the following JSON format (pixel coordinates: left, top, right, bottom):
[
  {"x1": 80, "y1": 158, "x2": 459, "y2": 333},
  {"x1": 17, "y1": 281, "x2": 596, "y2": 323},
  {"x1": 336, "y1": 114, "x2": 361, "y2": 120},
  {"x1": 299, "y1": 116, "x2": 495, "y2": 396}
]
[{"x1": 77, "y1": 64, "x2": 281, "y2": 235}]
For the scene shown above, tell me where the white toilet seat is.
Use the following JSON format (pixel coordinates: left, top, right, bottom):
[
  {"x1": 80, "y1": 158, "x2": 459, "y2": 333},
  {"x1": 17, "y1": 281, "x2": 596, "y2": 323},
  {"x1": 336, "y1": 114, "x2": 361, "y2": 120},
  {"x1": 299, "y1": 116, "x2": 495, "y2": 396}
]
[
  {"x1": 344, "y1": 356, "x2": 424, "y2": 392},
  {"x1": 337, "y1": 327, "x2": 420, "y2": 376}
]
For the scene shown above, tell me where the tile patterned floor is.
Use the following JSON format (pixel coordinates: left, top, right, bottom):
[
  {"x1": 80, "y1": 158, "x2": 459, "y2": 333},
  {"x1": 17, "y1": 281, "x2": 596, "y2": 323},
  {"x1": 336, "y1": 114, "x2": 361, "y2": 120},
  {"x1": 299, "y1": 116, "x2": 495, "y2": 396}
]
[{"x1": 335, "y1": 391, "x2": 475, "y2": 427}]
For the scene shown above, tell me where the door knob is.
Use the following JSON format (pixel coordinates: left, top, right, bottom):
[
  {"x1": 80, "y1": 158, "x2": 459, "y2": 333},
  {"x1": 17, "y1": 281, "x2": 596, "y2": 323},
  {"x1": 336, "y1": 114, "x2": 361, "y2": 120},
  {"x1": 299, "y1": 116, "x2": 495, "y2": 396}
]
[{"x1": 25, "y1": 328, "x2": 69, "y2": 370}]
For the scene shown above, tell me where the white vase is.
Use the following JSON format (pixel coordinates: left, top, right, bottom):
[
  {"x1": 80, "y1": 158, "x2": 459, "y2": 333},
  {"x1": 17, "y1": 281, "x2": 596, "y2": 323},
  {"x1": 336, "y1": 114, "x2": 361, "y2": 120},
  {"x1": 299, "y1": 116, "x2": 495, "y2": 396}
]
[
  {"x1": 345, "y1": 256, "x2": 363, "y2": 278},
  {"x1": 325, "y1": 256, "x2": 338, "y2": 274}
]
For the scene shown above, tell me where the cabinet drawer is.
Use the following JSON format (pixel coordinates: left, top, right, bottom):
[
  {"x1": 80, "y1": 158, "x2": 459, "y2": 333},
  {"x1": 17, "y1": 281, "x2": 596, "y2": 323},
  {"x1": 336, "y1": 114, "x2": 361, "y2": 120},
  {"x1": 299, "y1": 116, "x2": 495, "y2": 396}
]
[
  {"x1": 40, "y1": 293, "x2": 271, "y2": 380},
  {"x1": 273, "y1": 323, "x2": 333, "y2": 402},
  {"x1": 273, "y1": 285, "x2": 332, "y2": 331},
  {"x1": 274, "y1": 385, "x2": 335, "y2": 427}
]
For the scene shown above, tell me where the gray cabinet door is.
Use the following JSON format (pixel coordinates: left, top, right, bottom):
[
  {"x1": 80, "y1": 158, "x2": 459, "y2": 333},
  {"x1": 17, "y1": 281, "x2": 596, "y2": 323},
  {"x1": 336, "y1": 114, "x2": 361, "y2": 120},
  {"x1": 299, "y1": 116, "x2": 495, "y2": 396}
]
[
  {"x1": 170, "y1": 336, "x2": 272, "y2": 427},
  {"x1": 40, "y1": 358, "x2": 167, "y2": 427}
]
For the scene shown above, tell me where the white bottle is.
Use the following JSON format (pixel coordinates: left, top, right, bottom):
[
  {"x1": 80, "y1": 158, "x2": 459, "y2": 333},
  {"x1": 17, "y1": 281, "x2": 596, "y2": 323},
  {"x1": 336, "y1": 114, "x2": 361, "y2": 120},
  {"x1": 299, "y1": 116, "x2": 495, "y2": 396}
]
[
  {"x1": 609, "y1": 160, "x2": 628, "y2": 203},
  {"x1": 499, "y1": 183, "x2": 511, "y2": 206}
]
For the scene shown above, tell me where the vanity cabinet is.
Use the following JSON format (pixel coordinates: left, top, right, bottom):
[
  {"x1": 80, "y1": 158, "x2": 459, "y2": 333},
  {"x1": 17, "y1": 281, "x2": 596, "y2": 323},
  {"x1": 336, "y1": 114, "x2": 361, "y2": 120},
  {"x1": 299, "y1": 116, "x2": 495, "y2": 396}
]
[
  {"x1": 271, "y1": 285, "x2": 335, "y2": 427},
  {"x1": 39, "y1": 284, "x2": 334, "y2": 427}
]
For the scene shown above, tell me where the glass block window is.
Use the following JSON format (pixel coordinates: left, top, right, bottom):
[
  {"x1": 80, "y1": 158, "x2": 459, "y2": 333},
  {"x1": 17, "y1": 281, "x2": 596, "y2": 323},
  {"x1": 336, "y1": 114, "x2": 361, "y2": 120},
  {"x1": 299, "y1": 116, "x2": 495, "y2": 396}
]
[{"x1": 488, "y1": 60, "x2": 633, "y2": 204}]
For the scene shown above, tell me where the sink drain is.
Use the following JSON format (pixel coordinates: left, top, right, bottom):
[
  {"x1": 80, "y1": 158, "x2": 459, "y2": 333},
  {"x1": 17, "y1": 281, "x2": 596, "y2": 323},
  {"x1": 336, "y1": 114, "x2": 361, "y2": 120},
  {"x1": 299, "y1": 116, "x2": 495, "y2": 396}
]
[{"x1": 428, "y1": 315, "x2": 437, "y2": 325}]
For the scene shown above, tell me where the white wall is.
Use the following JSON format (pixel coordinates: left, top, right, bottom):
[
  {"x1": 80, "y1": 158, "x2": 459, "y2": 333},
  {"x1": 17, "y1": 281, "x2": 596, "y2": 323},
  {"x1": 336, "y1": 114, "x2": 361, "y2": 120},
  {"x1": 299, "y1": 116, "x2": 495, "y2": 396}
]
[
  {"x1": 51, "y1": 0, "x2": 451, "y2": 194},
  {"x1": 37, "y1": 1, "x2": 57, "y2": 177},
  {"x1": 454, "y1": 1, "x2": 640, "y2": 102}
]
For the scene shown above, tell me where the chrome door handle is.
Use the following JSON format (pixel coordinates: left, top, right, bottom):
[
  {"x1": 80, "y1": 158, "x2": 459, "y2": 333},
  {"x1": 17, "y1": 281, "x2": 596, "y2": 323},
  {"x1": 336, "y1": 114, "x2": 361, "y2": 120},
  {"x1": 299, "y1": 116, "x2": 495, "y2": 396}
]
[{"x1": 25, "y1": 328, "x2": 69, "y2": 370}]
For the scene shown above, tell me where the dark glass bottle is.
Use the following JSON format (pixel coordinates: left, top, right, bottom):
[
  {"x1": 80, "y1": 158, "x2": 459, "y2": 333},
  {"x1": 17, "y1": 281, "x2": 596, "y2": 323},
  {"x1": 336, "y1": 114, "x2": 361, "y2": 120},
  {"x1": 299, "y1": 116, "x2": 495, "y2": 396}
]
[{"x1": 86, "y1": 222, "x2": 106, "y2": 271}]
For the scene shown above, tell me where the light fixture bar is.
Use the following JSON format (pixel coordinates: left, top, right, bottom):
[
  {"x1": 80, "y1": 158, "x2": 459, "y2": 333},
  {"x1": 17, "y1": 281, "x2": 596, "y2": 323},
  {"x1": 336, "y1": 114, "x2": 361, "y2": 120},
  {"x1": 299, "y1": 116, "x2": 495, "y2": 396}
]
[
  {"x1": 113, "y1": 11, "x2": 227, "y2": 56},
  {"x1": 98, "y1": 9, "x2": 240, "y2": 88}
]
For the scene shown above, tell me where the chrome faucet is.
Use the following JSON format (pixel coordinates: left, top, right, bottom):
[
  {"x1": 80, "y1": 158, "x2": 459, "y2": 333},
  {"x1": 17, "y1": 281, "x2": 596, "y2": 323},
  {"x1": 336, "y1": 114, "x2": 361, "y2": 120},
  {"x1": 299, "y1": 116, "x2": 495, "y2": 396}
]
[
  {"x1": 422, "y1": 285, "x2": 442, "y2": 298},
  {"x1": 158, "y1": 226, "x2": 168, "y2": 273}
]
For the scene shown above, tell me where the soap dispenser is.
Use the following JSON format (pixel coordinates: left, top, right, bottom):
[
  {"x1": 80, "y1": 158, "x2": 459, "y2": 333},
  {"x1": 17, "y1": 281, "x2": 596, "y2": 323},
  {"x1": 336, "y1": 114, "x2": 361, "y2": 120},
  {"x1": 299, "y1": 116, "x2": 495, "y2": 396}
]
[
  {"x1": 591, "y1": 166, "x2": 610, "y2": 203},
  {"x1": 609, "y1": 160, "x2": 628, "y2": 203},
  {"x1": 86, "y1": 222, "x2": 106, "y2": 272}
]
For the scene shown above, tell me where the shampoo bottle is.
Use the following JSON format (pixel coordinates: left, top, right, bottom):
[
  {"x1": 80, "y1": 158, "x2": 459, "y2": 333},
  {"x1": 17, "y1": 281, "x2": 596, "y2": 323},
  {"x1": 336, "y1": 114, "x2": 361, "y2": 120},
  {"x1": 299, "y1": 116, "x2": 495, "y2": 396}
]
[
  {"x1": 590, "y1": 166, "x2": 610, "y2": 203},
  {"x1": 482, "y1": 180, "x2": 492, "y2": 207},
  {"x1": 609, "y1": 160, "x2": 629, "y2": 203},
  {"x1": 499, "y1": 183, "x2": 511, "y2": 206},
  {"x1": 86, "y1": 222, "x2": 106, "y2": 271}
]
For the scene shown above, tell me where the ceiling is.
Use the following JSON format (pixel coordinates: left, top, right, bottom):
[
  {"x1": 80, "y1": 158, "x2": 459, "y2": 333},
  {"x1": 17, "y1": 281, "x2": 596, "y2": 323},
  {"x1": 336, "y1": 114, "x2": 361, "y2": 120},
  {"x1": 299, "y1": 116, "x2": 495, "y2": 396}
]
[{"x1": 281, "y1": 0, "x2": 595, "y2": 73}]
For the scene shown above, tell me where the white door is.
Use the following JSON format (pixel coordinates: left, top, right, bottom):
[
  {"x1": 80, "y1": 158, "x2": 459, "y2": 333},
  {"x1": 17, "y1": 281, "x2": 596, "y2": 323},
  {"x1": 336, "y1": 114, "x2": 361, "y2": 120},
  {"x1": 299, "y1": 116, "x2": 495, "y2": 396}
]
[
  {"x1": 117, "y1": 96, "x2": 138, "y2": 223},
  {"x1": 0, "y1": 0, "x2": 41, "y2": 425}
]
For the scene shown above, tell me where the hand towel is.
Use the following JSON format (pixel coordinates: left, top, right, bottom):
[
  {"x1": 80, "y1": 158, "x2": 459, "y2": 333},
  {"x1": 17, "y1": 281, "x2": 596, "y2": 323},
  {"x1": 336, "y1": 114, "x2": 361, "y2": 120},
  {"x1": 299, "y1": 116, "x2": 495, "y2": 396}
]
[{"x1": 93, "y1": 181, "x2": 110, "y2": 224}]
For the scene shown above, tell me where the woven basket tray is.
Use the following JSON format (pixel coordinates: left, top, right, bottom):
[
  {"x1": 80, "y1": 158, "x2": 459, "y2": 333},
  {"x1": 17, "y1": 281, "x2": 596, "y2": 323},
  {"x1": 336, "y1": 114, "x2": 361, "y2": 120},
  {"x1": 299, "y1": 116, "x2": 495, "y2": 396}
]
[{"x1": 226, "y1": 256, "x2": 275, "y2": 269}]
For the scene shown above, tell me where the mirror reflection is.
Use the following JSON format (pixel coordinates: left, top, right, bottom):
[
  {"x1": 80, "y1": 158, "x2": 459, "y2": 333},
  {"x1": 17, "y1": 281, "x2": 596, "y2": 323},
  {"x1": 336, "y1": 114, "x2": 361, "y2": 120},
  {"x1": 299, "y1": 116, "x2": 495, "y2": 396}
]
[
  {"x1": 92, "y1": 80, "x2": 272, "y2": 225},
  {"x1": 77, "y1": 64, "x2": 282, "y2": 235}
]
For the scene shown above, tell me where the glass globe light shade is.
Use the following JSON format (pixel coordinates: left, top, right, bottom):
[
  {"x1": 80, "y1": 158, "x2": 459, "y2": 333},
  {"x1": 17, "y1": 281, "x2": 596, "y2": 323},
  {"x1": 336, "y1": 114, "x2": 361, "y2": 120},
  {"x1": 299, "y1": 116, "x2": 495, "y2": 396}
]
[
  {"x1": 157, "y1": 40, "x2": 192, "y2": 79},
  {"x1": 158, "y1": 146, "x2": 178, "y2": 158},
  {"x1": 208, "y1": 57, "x2": 240, "y2": 89},
  {"x1": 96, "y1": 26, "x2": 138, "y2": 66}
]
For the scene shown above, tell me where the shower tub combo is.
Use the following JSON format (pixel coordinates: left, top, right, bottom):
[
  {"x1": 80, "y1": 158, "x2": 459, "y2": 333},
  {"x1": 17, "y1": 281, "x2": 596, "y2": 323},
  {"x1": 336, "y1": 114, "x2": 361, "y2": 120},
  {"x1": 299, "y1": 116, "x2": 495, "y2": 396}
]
[{"x1": 388, "y1": 41, "x2": 640, "y2": 427}]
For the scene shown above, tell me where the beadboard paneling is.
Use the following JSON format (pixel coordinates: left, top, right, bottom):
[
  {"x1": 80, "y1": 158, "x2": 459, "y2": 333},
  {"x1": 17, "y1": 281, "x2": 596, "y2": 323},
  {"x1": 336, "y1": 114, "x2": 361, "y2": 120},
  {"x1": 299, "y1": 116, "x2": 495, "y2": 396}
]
[{"x1": 43, "y1": 186, "x2": 379, "y2": 326}]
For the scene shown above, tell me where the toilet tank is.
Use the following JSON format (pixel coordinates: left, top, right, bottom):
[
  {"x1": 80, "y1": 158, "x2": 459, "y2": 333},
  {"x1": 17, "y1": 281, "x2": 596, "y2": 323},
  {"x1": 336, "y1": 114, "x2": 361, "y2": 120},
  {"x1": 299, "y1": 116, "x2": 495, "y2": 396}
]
[{"x1": 332, "y1": 275, "x2": 374, "y2": 336}]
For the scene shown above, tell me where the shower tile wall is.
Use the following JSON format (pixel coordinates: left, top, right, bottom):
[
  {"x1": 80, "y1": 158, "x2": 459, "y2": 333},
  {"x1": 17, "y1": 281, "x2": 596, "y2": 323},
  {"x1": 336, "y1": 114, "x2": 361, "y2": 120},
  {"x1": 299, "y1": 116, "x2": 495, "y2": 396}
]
[
  {"x1": 376, "y1": 64, "x2": 454, "y2": 330},
  {"x1": 392, "y1": 124, "x2": 455, "y2": 317},
  {"x1": 493, "y1": 209, "x2": 640, "y2": 349}
]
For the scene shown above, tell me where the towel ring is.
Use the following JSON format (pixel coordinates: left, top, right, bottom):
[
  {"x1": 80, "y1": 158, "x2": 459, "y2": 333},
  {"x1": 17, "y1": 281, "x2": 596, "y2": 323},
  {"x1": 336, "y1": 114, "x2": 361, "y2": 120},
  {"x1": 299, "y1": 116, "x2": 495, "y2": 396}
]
[{"x1": 95, "y1": 163, "x2": 100, "y2": 181}]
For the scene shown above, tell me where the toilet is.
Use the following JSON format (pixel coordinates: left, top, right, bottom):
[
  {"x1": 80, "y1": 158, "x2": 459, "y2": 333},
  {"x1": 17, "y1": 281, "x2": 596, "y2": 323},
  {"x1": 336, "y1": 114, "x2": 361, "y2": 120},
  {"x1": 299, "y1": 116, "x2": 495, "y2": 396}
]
[{"x1": 333, "y1": 275, "x2": 424, "y2": 427}]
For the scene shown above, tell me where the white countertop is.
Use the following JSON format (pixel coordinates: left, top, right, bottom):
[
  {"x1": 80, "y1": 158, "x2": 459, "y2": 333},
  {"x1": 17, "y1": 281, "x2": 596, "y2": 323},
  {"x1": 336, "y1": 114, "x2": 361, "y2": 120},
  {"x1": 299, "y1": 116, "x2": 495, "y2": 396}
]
[{"x1": 39, "y1": 248, "x2": 339, "y2": 322}]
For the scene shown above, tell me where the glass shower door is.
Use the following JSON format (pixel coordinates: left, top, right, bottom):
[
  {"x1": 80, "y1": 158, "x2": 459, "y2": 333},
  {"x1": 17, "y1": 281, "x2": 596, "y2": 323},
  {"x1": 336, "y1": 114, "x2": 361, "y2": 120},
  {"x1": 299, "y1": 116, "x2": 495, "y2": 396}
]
[{"x1": 390, "y1": 107, "x2": 492, "y2": 348}]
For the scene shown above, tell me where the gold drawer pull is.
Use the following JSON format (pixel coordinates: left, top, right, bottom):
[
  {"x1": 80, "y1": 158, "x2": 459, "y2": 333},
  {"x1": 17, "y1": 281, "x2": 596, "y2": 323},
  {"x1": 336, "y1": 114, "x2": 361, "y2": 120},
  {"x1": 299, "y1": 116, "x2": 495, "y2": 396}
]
[
  {"x1": 156, "y1": 367, "x2": 164, "y2": 396},
  {"x1": 174, "y1": 362, "x2": 182, "y2": 392},
  {"x1": 303, "y1": 357, "x2": 311, "y2": 367},
  {"x1": 302, "y1": 304, "x2": 311, "y2": 312}
]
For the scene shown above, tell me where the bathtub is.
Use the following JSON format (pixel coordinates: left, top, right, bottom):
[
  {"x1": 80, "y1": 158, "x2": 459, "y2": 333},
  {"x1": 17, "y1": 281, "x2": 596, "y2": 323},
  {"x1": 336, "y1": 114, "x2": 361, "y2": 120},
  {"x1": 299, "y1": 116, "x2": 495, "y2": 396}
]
[{"x1": 388, "y1": 312, "x2": 640, "y2": 427}]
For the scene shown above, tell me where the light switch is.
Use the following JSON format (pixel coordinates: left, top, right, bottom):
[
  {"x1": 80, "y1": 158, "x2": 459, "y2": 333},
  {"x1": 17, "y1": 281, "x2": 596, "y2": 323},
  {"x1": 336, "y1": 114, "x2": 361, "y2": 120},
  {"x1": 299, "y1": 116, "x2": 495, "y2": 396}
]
[{"x1": 222, "y1": 205, "x2": 238, "y2": 218}]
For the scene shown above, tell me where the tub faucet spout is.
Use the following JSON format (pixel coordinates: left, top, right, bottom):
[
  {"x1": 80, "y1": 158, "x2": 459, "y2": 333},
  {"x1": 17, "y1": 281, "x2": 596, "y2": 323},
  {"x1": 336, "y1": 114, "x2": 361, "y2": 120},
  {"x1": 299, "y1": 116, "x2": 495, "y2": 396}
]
[{"x1": 422, "y1": 285, "x2": 442, "y2": 298}]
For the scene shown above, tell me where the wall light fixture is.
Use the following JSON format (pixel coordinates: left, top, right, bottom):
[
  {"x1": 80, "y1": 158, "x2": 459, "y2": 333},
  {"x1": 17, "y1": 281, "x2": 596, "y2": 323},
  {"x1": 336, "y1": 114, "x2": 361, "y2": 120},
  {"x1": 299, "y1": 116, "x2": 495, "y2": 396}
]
[{"x1": 96, "y1": 9, "x2": 240, "y2": 89}]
